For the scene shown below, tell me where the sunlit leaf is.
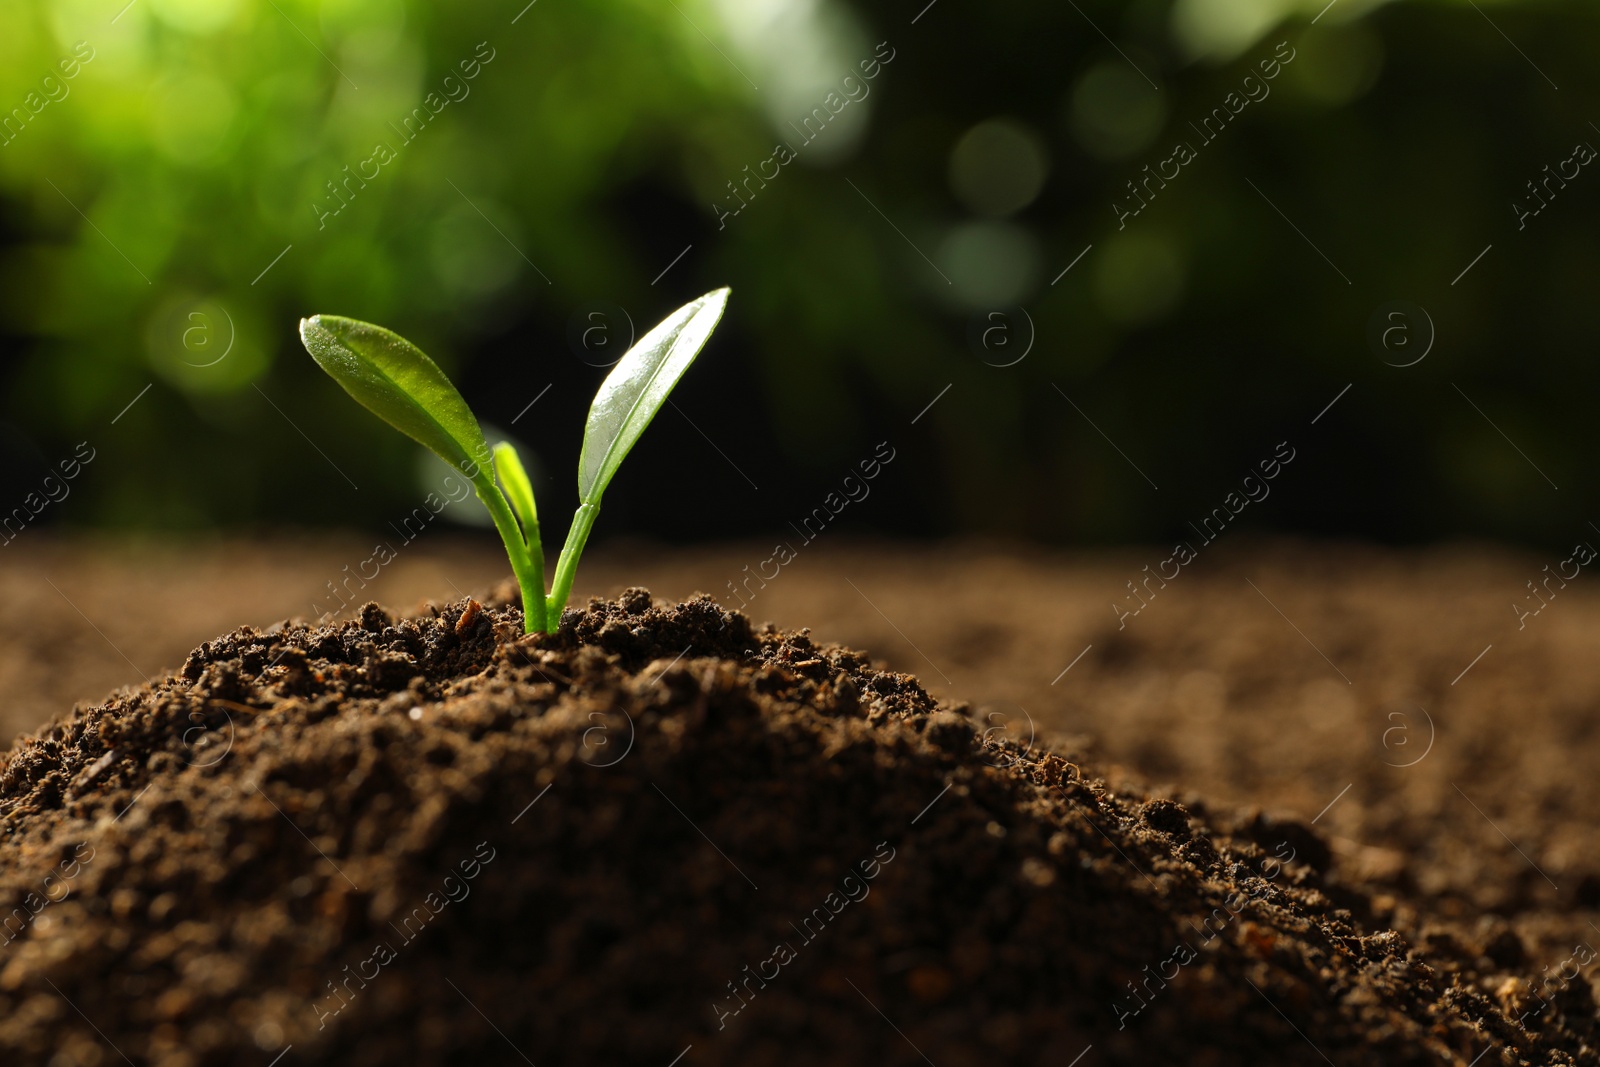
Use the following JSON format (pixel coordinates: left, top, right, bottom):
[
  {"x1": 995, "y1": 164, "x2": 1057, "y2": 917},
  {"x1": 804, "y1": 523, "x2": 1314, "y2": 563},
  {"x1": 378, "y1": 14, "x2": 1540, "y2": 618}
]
[
  {"x1": 299, "y1": 315, "x2": 490, "y2": 479},
  {"x1": 577, "y1": 288, "x2": 729, "y2": 504},
  {"x1": 494, "y1": 440, "x2": 539, "y2": 535}
]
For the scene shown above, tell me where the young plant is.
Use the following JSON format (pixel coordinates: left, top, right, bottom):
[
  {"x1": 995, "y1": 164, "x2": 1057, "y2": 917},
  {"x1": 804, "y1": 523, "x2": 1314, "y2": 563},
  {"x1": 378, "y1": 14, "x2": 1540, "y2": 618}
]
[{"x1": 298, "y1": 287, "x2": 730, "y2": 634}]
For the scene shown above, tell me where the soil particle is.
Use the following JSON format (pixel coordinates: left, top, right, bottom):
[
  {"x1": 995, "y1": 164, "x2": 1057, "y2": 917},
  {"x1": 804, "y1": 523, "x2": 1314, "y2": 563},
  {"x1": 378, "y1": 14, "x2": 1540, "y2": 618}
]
[
  {"x1": 0, "y1": 586, "x2": 1594, "y2": 1065},
  {"x1": 1139, "y1": 798, "x2": 1193, "y2": 840}
]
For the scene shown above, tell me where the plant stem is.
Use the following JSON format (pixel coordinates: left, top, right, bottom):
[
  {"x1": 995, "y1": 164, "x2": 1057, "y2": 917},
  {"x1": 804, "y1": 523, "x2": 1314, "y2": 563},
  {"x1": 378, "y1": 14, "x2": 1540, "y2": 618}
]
[
  {"x1": 474, "y1": 476, "x2": 547, "y2": 633},
  {"x1": 545, "y1": 502, "x2": 599, "y2": 630},
  {"x1": 524, "y1": 515, "x2": 547, "y2": 630}
]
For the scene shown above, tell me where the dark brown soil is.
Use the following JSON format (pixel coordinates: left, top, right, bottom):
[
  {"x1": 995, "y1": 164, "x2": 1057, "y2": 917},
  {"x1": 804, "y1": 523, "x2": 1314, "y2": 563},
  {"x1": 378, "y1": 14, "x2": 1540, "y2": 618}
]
[{"x1": 1, "y1": 585, "x2": 1595, "y2": 1066}]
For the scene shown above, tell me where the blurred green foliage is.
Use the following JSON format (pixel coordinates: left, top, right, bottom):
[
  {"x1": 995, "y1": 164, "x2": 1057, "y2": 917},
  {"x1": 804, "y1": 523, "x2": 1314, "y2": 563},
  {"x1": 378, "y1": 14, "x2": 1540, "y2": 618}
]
[{"x1": 0, "y1": 0, "x2": 1595, "y2": 547}]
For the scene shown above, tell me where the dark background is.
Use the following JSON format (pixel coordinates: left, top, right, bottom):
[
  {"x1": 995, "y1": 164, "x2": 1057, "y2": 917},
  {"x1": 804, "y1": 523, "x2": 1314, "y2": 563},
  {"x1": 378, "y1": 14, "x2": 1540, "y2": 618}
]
[{"x1": 0, "y1": 0, "x2": 1591, "y2": 551}]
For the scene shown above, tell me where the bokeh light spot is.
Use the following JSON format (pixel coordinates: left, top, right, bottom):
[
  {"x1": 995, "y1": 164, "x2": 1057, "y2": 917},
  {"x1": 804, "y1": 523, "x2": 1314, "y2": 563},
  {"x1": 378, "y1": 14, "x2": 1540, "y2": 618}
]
[
  {"x1": 1288, "y1": 22, "x2": 1385, "y2": 105},
  {"x1": 939, "y1": 221, "x2": 1041, "y2": 307},
  {"x1": 430, "y1": 200, "x2": 523, "y2": 302},
  {"x1": 1068, "y1": 63, "x2": 1167, "y2": 161},
  {"x1": 149, "y1": 0, "x2": 242, "y2": 35},
  {"x1": 147, "y1": 73, "x2": 238, "y2": 164},
  {"x1": 1171, "y1": 0, "x2": 1287, "y2": 62},
  {"x1": 1092, "y1": 232, "x2": 1186, "y2": 325},
  {"x1": 948, "y1": 118, "x2": 1050, "y2": 217}
]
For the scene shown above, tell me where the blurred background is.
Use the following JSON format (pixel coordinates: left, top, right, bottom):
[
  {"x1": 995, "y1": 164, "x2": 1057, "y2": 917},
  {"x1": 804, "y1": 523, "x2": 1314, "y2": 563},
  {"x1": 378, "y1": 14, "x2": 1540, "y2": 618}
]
[
  {"x1": 0, "y1": 0, "x2": 1593, "y2": 551},
  {"x1": 8, "y1": 7, "x2": 1600, "y2": 1055},
  {"x1": 4, "y1": 1, "x2": 1600, "y2": 921}
]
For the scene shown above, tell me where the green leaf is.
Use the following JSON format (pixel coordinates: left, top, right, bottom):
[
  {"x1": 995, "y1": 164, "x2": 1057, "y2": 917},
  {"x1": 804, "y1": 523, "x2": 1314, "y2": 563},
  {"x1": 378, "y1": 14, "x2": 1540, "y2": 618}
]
[
  {"x1": 493, "y1": 441, "x2": 539, "y2": 534},
  {"x1": 299, "y1": 314, "x2": 490, "y2": 478},
  {"x1": 577, "y1": 287, "x2": 729, "y2": 504}
]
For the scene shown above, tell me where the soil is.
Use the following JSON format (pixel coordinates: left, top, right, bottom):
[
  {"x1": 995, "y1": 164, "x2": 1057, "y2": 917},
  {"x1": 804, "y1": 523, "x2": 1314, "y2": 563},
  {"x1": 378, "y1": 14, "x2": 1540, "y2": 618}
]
[{"x1": 1, "y1": 558, "x2": 1597, "y2": 1066}]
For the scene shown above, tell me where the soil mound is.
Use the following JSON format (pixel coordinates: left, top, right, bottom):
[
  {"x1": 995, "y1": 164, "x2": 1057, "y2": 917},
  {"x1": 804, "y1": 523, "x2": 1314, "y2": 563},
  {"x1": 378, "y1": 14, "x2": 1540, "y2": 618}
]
[{"x1": 0, "y1": 590, "x2": 1590, "y2": 1066}]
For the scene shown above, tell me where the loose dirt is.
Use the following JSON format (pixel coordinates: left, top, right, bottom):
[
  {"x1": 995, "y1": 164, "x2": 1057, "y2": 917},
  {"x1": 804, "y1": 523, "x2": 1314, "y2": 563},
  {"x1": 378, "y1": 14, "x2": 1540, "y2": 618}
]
[{"x1": 0, "y1": 572, "x2": 1595, "y2": 1065}]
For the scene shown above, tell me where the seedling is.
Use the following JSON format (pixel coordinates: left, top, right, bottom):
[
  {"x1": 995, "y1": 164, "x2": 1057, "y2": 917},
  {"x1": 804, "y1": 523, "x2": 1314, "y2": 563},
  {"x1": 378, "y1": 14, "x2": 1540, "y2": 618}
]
[{"x1": 298, "y1": 287, "x2": 730, "y2": 634}]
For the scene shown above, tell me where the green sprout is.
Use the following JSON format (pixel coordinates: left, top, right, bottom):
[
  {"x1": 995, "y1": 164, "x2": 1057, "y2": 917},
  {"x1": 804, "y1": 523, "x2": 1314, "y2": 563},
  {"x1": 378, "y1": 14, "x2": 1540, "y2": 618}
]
[{"x1": 298, "y1": 287, "x2": 730, "y2": 634}]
